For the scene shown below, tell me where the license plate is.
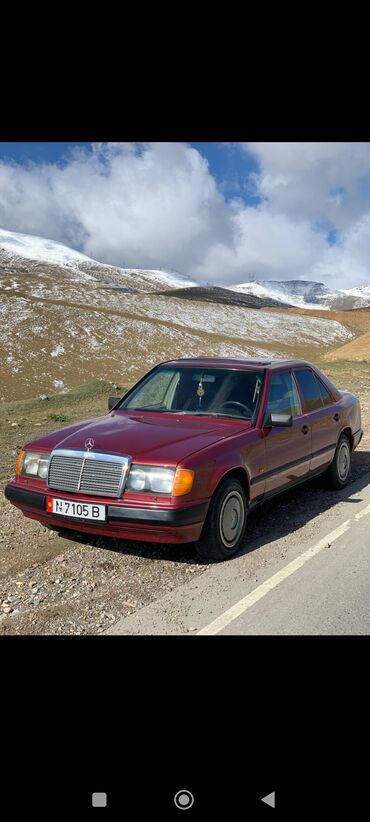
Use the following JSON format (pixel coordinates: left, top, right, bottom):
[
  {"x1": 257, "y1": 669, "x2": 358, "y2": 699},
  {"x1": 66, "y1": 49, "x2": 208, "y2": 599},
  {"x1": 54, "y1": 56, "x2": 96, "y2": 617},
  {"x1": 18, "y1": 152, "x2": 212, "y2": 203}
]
[{"x1": 48, "y1": 497, "x2": 106, "y2": 521}]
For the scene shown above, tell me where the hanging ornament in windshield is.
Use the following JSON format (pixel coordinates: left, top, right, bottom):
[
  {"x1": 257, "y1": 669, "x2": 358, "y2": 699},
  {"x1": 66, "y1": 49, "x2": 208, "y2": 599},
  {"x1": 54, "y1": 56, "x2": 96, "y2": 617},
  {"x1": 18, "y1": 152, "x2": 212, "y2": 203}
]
[{"x1": 197, "y1": 377, "x2": 205, "y2": 408}]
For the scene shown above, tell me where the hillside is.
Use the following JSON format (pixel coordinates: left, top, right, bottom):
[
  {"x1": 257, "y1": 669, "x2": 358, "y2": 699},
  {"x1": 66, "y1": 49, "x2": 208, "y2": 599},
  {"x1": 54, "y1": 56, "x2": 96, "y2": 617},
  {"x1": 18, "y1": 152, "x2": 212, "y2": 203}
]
[
  {"x1": 230, "y1": 279, "x2": 370, "y2": 311},
  {"x1": 1, "y1": 266, "x2": 352, "y2": 401},
  {"x1": 6, "y1": 226, "x2": 370, "y2": 402},
  {"x1": 325, "y1": 327, "x2": 370, "y2": 362},
  {"x1": 156, "y1": 285, "x2": 292, "y2": 309},
  {"x1": 0, "y1": 227, "x2": 198, "y2": 292}
]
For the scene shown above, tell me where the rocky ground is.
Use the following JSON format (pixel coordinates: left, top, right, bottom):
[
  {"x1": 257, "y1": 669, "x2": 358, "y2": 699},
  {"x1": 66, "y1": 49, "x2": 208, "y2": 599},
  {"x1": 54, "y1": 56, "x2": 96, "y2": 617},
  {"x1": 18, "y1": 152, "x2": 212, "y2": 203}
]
[
  {"x1": 1, "y1": 362, "x2": 369, "y2": 635},
  {"x1": 0, "y1": 506, "x2": 208, "y2": 634}
]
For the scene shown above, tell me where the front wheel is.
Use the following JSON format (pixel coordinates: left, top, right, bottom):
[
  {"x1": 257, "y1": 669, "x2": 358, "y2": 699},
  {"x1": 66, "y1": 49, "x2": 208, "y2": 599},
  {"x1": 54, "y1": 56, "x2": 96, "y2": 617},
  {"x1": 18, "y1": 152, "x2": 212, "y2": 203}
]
[
  {"x1": 326, "y1": 433, "x2": 351, "y2": 489},
  {"x1": 195, "y1": 477, "x2": 247, "y2": 562}
]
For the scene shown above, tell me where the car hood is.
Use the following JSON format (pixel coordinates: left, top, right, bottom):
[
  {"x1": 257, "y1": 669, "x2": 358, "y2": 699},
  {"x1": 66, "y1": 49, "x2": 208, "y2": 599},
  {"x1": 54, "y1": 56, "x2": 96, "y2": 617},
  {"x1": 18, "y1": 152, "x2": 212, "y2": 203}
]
[{"x1": 25, "y1": 411, "x2": 251, "y2": 465}]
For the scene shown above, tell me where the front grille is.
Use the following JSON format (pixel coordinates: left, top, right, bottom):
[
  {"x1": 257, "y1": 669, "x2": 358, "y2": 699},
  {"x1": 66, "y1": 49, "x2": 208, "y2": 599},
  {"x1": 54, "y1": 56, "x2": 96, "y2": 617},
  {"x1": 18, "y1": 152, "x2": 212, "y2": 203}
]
[{"x1": 48, "y1": 449, "x2": 131, "y2": 498}]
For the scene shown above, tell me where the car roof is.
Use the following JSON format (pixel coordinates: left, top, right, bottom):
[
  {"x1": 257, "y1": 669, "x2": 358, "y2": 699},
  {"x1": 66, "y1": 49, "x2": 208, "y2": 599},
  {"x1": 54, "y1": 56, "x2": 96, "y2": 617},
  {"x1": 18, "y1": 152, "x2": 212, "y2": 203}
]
[{"x1": 159, "y1": 357, "x2": 314, "y2": 371}]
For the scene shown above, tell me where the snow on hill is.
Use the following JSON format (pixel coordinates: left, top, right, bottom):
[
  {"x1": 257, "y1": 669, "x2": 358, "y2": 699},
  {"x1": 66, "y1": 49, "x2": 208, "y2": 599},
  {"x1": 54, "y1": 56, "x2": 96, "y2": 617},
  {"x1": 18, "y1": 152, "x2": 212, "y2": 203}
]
[
  {"x1": 0, "y1": 228, "x2": 96, "y2": 268},
  {"x1": 344, "y1": 285, "x2": 370, "y2": 302},
  {"x1": 0, "y1": 228, "x2": 198, "y2": 292},
  {"x1": 2, "y1": 227, "x2": 370, "y2": 310},
  {"x1": 230, "y1": 280, "x2": 333, "y2": 310},
  {"x1": 0, "y1": 227, "x2": 356, "y2": 400},
  {"x1": 229, "y1": 279, "x2": 370, "y2": 311},
  {"x1": 1, "y1": 271, "x2": 352, "y2": 400}
]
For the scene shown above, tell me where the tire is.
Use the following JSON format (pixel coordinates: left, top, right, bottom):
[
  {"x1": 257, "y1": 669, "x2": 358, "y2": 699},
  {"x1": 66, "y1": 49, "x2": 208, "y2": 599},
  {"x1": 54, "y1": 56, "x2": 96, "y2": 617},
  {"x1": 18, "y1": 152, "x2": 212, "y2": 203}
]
[
  {"x1": 326, "y1": 433, "x2": 352, "y2": 489},
  {"x1": 195, "y1": 477, "x2": 247, "y2": 562}
]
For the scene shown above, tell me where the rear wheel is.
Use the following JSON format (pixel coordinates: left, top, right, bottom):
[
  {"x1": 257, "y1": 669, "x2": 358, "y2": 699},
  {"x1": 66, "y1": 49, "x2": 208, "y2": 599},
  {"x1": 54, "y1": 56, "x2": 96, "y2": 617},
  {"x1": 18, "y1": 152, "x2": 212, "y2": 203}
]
[
  {"x1": 195, "y1": 477, "x2": 247, "y2": 562},
  {"x1": 326, "y1": 433, "x2": 351, "y2": 489}
]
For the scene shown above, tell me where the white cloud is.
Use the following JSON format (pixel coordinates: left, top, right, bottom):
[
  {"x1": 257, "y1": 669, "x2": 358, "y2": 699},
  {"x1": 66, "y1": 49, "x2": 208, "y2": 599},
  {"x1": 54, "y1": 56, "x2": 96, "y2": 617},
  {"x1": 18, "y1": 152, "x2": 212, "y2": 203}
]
[
  {"x1": 1, "y1": 141, "x2": 370, "y2": 288},
  {"x1": 193, "y1": 205, "x2": 327, "y2": 282},
  {"x1": 242, "y1": 142, "x2": 370, "y2": 228},
  {"x1": 308, "y1": 214, "x2": 370, "y2": 289},
  {"x1": 0, "y1": 143, "x2": 231, "y2": 274}
]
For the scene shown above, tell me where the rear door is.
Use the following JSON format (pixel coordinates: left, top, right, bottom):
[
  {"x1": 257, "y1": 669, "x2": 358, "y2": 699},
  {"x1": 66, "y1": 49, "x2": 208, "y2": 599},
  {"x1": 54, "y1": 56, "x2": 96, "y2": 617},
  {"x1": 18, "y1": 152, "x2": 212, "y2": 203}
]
[
  {"x1": 293, "y1": 368, "x2": 339, "y2": 472},
  {"x1": 263, "y1": 369, "x2": 311, "y2": 495}
]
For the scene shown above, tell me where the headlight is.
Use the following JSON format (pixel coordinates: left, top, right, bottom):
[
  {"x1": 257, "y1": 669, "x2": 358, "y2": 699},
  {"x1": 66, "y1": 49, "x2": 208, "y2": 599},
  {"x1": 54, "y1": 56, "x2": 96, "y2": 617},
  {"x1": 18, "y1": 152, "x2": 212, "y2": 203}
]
[
  {"x1": 126, "y1": 466, "x2": 175, "y2": 494},
  {"x1": 17, "y1": 451, "x2": 50, "y2": 480},
  {"x1": 126, "y1": 465, "x2": 194, "y2": 496}
]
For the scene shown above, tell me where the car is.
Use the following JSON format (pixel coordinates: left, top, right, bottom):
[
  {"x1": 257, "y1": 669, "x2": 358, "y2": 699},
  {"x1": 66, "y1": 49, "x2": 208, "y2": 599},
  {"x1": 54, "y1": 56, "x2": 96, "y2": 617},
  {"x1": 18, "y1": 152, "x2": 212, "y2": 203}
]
[{"x1": 4, "y1": 358, "x2": 363, "y2": 562}]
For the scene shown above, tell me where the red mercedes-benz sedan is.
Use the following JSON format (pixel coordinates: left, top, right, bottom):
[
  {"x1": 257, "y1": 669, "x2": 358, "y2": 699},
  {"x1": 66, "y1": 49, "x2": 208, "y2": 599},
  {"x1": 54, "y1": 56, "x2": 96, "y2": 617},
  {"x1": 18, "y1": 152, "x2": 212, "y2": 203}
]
[{"x1": 4, "y1": 358, "x2": 363, "y2": 561}]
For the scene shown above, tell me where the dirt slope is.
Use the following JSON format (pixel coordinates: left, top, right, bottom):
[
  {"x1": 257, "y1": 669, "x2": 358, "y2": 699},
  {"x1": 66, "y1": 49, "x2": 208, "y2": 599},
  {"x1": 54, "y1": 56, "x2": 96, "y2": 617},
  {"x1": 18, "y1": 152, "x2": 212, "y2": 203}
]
[
  {"x1": 325, "y1": 329, "x2": 370, "y2": 361},
  {"x1": 1, "y1": 270, "x2": 353, "y2": 400}
]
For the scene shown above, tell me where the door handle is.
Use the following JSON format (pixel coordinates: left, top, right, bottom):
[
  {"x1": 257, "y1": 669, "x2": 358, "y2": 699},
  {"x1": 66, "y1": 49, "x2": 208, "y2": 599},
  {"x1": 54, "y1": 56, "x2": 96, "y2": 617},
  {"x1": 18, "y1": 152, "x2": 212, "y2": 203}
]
[
  {"x1": 333, "y1": 413, "x2": 340, "y2": 421},
  {"x1": 301, "y1": 425, "x2": 309, "y2": 434}
]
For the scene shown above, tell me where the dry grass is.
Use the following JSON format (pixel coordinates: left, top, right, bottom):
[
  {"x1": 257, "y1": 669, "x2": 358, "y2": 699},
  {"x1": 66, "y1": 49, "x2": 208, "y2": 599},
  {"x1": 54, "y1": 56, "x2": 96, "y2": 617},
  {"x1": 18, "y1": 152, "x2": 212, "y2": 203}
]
[
  {"x1": 0, "y1": 271, "x2": 355, "y2": 400},
  {"x1": 265, "y1": 306, "x2": 370, "y2": 364},
  {"x1": 0, "y1": 379, "x2": 124, "y2": 488},
  {"x1": 266, "y1": 305, "x2": 370, "y2": 336},
  {"x1": 325, "y1": 330, "x2": 370, "y2": 361}
]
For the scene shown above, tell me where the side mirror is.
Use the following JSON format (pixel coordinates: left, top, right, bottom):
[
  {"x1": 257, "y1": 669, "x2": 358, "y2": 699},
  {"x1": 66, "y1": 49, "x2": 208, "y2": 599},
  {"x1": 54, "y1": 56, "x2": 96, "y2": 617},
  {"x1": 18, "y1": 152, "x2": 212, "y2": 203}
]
[
  {"x1": 270, "y1": 413, "x2": 293, "y2": 427},
  {"x1": 108, "y1": 396, "x2": 121, "y2": 411}
]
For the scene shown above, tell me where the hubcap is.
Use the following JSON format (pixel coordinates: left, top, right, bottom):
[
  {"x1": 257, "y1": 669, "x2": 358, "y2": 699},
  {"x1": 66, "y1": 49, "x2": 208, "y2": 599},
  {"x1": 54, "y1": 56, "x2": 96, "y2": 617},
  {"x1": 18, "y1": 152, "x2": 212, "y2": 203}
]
[
  {"x1": 337, "y1": 441, "x2": 350, "y2": 480},
  {"x1": 219, "y1": 491, "x2": 245, "y2": 549}
]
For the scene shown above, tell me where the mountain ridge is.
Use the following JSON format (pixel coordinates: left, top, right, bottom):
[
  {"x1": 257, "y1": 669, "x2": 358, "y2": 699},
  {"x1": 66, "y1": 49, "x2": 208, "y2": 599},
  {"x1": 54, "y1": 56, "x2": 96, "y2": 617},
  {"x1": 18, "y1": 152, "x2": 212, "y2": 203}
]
[
  {"x1": 0, "y1": 227, "x2": 198, "y2": 293},
  {"x1": 229, "y1": 278, "x2": 370, "y2": 311},
  {"x1": 1, "y1": 227, "x2": 370, "y2": 310}
]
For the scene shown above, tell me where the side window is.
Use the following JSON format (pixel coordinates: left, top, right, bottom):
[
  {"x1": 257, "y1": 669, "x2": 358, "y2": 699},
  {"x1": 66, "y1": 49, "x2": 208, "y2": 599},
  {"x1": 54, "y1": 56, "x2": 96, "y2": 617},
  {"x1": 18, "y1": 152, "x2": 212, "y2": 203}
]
[
  {"x1": 317, "y1": 379, "x2": 334, "y2": 407},
  {"x1": 266, "y1": 371, "x2": 301, "y2": 418},
  {"x1": 294, "y1": 369, "x2": 324, "y2": 413}
]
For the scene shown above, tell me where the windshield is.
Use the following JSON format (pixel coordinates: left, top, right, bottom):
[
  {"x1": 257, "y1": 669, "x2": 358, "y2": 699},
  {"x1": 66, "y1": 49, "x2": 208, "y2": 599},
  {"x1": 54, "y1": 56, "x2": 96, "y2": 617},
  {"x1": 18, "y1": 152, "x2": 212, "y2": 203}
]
[{"x1": 118, "y1": 367, "x2": 265, "y2": 421}]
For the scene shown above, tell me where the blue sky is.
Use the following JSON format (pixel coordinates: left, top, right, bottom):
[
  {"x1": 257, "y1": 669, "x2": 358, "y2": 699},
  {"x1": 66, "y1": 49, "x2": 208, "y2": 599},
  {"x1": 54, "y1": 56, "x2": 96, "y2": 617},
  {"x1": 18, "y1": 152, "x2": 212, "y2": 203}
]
[
  {"x1": 0, "y1": 142, "x2": 261, "y2": 204},
  {"x1": 0, "y1": 142, "x2": 370, "y2": 287},
  {"x1": 0, "y1": 142, "x2": 90, "y2": 165}
]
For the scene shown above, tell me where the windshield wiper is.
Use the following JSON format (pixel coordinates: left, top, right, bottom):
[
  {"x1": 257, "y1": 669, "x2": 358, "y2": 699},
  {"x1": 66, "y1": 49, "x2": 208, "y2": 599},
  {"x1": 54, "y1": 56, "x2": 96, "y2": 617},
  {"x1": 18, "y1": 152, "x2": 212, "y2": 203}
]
[
  {"x1": 122, "y1": 406, "x2": 167, "y2": 412},
  {"x1": 121, "y1": 408, "x2": 250, "y2": 420},
  {"x1": 183, "y1": 411, "x2": 250, "y2": 420}
]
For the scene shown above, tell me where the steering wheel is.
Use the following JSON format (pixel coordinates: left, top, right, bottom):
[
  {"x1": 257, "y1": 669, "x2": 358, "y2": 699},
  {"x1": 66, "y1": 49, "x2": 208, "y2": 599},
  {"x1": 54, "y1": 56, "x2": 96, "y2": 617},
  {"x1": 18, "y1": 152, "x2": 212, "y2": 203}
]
[{"x1": 218, "y1": 401, "x2": 253, "y2": 418}]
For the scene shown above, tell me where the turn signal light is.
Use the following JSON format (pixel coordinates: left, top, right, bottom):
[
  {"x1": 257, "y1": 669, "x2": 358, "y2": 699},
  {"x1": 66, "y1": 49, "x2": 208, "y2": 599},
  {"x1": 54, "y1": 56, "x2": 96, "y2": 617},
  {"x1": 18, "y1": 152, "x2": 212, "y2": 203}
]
[
  {"x1": 172, "y1": 468, "x2": 195, "y2": 496},
  {"x1": 15, "y1": 449, "x2": 25, "y2": 478}
]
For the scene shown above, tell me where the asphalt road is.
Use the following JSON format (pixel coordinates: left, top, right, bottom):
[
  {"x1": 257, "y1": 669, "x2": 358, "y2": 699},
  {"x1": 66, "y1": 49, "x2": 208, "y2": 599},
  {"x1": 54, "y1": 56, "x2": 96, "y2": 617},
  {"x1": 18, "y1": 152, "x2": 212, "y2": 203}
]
[{"x1": 107, "y1": 468, "x2": 370, "y2": 636}]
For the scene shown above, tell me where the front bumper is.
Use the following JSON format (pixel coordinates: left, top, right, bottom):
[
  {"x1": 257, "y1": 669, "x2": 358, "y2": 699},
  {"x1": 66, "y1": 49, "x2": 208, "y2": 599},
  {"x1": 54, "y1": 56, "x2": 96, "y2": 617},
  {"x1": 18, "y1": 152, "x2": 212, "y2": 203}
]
[{"x1": 4, "y1": 483, "x2": 209, "y2": 544}]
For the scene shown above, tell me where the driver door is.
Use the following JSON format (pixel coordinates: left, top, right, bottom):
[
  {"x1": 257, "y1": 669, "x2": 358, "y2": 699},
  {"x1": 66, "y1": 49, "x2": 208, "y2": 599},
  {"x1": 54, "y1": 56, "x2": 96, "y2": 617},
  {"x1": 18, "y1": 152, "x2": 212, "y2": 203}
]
[{"x1": 263, "y1": 369, "x2": 312, "y2": 495}]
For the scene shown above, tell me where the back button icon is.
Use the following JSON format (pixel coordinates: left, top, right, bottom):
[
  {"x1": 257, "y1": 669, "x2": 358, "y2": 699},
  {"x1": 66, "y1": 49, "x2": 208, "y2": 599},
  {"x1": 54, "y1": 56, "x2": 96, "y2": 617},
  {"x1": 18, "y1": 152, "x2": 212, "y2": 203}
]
[{"x1": 261, "y1": 791, "x2": 275, "y2": 808}]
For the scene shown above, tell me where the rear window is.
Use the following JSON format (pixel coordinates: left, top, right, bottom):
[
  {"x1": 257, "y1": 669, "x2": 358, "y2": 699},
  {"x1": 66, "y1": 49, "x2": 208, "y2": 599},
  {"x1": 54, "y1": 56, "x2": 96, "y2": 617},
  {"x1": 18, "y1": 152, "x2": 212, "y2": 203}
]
[
  {"x1": 317, "y1": 379, "x2": 334, "y2": 407},
  {"x1": 314, "y1": 367, "x2": 341, "y2": 399},
  {"x1": 293, "y1": 368, "x2": 323, "y2": 413}
]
